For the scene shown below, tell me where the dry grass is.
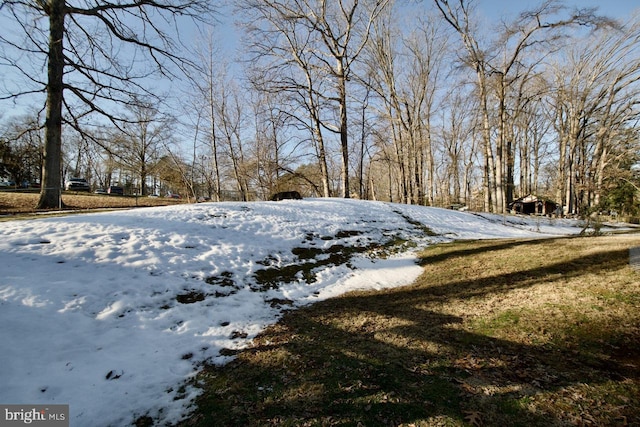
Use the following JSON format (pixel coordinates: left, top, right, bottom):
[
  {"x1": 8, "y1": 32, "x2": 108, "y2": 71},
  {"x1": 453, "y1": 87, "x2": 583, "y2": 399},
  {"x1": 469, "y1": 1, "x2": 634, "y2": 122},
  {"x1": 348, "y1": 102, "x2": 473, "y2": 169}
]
[
  {"x1": 0, "y1": 191, "x2": 185, "y2": 217},
  {"x1": 178, "y1": 235, "x2": 640, "y2": 427}
]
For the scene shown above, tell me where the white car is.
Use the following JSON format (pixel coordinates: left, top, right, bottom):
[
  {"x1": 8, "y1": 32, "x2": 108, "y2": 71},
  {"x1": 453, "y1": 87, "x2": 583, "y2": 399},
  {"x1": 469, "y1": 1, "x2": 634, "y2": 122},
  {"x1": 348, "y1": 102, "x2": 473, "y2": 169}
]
[{"x1": 64, "y1": 177, "x2": 90, "y2": 191}]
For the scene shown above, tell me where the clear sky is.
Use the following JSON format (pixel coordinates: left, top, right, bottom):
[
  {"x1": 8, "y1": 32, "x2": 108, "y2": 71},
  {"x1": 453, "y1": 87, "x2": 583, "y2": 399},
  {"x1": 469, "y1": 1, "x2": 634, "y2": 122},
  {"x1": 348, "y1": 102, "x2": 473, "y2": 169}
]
[{"x1": 477, "y1": 0, "x2": 640, "y2": 21}]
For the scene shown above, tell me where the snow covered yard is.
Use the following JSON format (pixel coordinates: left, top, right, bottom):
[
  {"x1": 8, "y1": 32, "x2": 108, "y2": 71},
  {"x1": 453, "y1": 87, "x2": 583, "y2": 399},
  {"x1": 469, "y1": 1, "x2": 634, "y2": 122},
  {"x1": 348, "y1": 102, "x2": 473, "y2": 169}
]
[{"x1": 0, "y1": 199, "x2": 623, "y2": 426}]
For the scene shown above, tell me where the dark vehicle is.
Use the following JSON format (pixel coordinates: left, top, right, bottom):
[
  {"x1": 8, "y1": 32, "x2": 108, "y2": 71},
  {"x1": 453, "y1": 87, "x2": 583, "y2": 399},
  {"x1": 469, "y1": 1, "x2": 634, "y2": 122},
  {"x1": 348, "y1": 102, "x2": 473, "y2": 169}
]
[
  {"x1": 65, "y1": 177, "x2": 90, "y2": 192},
  {"x1": 270, "y1": 191, "x2": 302, "y2": 201},
  {"x1": 107, "y1": 186, "x2": 124, "y2": 195}
]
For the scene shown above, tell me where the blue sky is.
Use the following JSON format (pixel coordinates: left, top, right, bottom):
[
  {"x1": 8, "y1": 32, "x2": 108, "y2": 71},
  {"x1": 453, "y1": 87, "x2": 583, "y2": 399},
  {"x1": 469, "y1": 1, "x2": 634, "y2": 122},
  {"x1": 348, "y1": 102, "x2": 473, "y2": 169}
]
[{"x1": 477, "y1": 0, "x2": 640, "y2": 21}]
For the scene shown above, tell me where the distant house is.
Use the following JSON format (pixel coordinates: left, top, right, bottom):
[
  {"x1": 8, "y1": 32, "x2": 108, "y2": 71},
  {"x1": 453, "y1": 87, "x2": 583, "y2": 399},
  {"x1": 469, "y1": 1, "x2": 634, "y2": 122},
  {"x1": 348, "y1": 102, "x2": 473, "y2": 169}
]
[{"x1": 508, "y1": 195, "x2": 558, "y2": 216}]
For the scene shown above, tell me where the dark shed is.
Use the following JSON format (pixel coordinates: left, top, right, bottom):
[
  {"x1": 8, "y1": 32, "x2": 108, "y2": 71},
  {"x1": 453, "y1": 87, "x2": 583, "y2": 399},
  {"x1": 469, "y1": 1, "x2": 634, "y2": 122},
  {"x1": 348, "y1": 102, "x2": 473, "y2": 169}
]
[{"x1": 508, "y1": 195, "x2": 558, "y2": 216}]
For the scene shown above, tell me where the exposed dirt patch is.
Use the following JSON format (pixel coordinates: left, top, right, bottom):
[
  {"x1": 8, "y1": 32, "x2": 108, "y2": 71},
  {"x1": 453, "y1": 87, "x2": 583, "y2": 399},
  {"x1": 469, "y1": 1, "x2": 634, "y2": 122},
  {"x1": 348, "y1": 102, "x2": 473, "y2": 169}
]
[
  {"x1": 252, "y1": 228, "x2": 419, "y2": 292},
  {"x1": 176, "y1": 291, "x2": 206, "y2": 304}
]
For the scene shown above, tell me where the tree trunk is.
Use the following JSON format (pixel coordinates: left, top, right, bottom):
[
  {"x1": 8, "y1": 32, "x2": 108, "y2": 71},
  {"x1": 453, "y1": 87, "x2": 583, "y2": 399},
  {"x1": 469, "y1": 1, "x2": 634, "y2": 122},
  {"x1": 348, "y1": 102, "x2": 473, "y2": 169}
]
[
  {"x1": 495, "y1": 79, "x2": 507, "y2": 213},
  {"x1": 557, "y1": 131, "x2": 567, "y2": 215},
  {"x1": 359, "y1": 98, "x2": 367, "y2": 199},
  {"x1": 311, "y1": 108, "x2": 331, "y2": 198},
  {"x1": 479, "y1": 80, "x2": 494, "y2": 212},
  {"x1": 140, "y1": 167, "x2": 147, "y2": 196},
  {"x1": 424, "y1": 119, "x2": 435, "y2": 206},
  {"x1": 209, "y1": 82, "x2": 221, "y2": 202},
  {"x1": 338, "y1": 61, "x2": 350, "y2": 198},
  {"x1": 565, "y1": 137, "x2": 577, "y2": 215},
  {"x1": 37, "y1": 0, "x2": 66, "y2": 210}
]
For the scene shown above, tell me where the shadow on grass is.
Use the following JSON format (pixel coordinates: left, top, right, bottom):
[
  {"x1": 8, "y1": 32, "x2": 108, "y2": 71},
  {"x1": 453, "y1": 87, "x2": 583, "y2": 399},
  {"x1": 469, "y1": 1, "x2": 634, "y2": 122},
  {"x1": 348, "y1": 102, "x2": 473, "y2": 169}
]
[
  {"x1": 180, "y1": 237, "x2": 639, "y2": 426},
  {"x1": 415, "y1": 236, "x2": 584, "y2": 266}
]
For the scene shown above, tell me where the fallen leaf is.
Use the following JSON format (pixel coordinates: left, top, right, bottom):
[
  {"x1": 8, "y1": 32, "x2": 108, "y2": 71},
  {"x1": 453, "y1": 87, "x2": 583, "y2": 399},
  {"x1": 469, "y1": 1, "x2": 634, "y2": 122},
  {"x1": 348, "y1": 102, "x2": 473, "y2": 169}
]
[{"x1": 464, "y1": 410, "x2": 483, "y2": 426}]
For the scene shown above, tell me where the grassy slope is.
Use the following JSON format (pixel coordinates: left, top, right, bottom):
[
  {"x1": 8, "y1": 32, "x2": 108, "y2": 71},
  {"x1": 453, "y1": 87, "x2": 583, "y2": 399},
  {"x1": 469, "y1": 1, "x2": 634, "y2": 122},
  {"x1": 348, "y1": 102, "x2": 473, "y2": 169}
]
[{"x1": 179, "y1": 235, "x2": 640, "y2": 427}]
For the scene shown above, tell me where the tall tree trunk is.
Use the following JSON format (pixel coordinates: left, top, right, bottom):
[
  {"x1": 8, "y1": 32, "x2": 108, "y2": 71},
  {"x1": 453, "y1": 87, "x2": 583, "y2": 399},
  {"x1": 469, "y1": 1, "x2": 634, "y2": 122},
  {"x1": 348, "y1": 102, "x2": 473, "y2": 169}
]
[
  {"x1": 337, "y1": 61, "x2": 350, "y2": 198},
  {"x1": 593, "y1": 145, "x2": 608, "y2": 207},
  {"x1": 519, "y1": 127, "x2": 530, "y2": 195},
  {"x1": 140, "y1": 165, "x2": 148, "y2": 196},
  {"x1": 479, "y1": 80, "x2": 494, "y2": 212},
  {"x1": 565, "y1": 137, "x2": 577, "y2": 215},
  {"x1": 495, "y1": 79, "x2": 507, "y2": 213},
  {"x1": 557, "y1": 132, "x2": 567, "y2": 215},
  {"x1": 312, "y1": 113, "x2": 331, "y2": 198},
  {"x1": 424, "y1": 118, "x2": 435, "y2": 206},
  {"x1": 38, "y1": 0, "x2": 66, "y2": 209},
  {"x1": 359, "y1": 98, "x2": 367, "y2": 199},
  {"x1": 228, "y1": 142, "x2": 245, "y2": 201},
  {"x1": 209, "y1": 79, "x2": 221, "y2": 202},
  {"x1": 394, "y1": 128, "x2": 407, "y2": 203}
]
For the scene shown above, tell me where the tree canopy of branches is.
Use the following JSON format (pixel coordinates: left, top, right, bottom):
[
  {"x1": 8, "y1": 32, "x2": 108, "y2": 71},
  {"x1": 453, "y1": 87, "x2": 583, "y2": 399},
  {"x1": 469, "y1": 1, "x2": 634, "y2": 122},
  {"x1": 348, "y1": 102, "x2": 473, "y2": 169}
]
[
  {"x1": 241, "y1": 0, "x2": 389, "y2": 198},
  {"x1": 433, "y1": 0, "x2": 622, "y2": 213},
  {"x1": 0, "y1": 0, "x2": 213, "y2": 208}
]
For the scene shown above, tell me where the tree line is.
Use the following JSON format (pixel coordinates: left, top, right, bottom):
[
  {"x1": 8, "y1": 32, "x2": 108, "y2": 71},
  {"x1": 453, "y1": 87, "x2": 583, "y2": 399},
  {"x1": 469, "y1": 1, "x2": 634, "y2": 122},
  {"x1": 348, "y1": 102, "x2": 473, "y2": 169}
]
[{"x1": 1, "y1": 0, "x2": 639, "y2": 217}]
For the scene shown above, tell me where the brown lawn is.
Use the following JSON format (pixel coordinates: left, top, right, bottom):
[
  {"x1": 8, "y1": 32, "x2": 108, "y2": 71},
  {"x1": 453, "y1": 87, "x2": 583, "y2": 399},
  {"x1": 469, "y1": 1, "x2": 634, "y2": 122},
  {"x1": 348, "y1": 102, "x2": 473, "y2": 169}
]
[{"x1": 0, "y1": 191, "x2": 185, "y2": 217}]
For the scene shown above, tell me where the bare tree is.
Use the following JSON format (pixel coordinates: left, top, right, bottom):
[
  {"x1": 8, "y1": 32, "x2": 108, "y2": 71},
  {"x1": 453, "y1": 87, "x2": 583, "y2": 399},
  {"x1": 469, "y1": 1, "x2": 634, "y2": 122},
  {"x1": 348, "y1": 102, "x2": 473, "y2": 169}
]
[
  {"x1": 514, "y1": 85, "x2": 553, "y2": 197},
  {"x1": 364, "y1": 7, "x2": 448, "y2": 205},
  {"x1": 434, "y1": 0, "x2": 495, "y2": 210},
  {"x1": 438, "y1": 85, "x2": 476, "y2": 206},
  {"x1": 312, "y1": 0, "x2": 390, "y2": 198},
  {"x1": 250, "y1": 91, "x2": 298, "y2": 198},
  {"x1": 188, "y1": 33, "x2": 224, "y2": 202},
  {"x1": 243, "y1": 1, "x2": 332, "y2": 197},
  {"x1": 110, "y1": 101, "x2": 171, "y2": 196},
  {"x1": 0, "y1": 0, "x2": 213, "y2": 208},
  {"x1": 433, "y1": 0, "x2": 613, "y2": 213},
  {"x1": 353, "y1": 76, "x2": 374, "y2": 200},
  {"x1": 0, "y1": 114, "x2": 44, "y2": 186},
  {"x1": 432, "y1": 0, "x2": 494, "y2": 210},
  {"x1": 215, "y1": 78, "x2": 251, "y2": 201},
  {"x1": 549, "y1": 15, "x2": 640, "y2": 215},
  {"x1": 241, "y1": 0, "x2": 389, "y2": 198}
]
